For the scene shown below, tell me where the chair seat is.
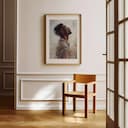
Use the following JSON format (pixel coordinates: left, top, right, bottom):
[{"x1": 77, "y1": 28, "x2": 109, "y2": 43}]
[{"x1": 64, "y1": 91, "x2": 96, "y2": 98}]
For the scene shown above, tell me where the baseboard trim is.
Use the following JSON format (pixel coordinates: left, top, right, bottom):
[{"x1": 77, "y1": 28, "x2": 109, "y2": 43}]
[{"x1": 16, "y1": 100, "x2": 106, "y2": 110}]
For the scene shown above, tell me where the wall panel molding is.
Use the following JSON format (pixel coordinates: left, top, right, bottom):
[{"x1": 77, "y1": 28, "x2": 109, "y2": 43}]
[
  {"x1": 2, "y1": 71, "x2": 14, "y2": 90},
  {"x1": 20, "y1": 78, "x2": 69, "y2": 101},
  {"x1": 16, "y1": 74, "x2": 106, "y2": 110},
  {"x1": 16, "y1": 99, "x2": 106, "y2": 110},
  {"x1": 0, "y1": 66, "x2": 14, "y2": 69},
  {"x1": 0, "y1": 0, "x2": 16, "y2": 97},
  {"x1": 2, "y1": 0, "x2": 15, "y2": 63},
  {"x1": 2, "y1": 0, "x2": 6, "y2": 62},
  {"x1": 17, "y1": 72, "x2": 106, "y2": 76}
]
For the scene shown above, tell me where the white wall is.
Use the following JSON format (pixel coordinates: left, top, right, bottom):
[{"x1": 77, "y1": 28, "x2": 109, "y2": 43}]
[{"x1": 16, "y1": 0, "x2": 106, "y2": 110}]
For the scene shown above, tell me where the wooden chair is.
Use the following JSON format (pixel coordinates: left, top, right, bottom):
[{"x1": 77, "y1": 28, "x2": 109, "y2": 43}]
[{"x1": 62, "y1": 74, "x2": 96, "y2": 118}]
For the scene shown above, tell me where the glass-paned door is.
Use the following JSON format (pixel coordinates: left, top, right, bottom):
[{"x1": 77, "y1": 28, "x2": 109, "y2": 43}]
[
  {"x1": 106, "y1": 0, "x2": 128, "y2": 127},
  {"x1": 118, "y1": 0, "x2": 128, "y2": 127},
  {"x1": 106, "y1": 0, "x2": 116, "y2": 127}
]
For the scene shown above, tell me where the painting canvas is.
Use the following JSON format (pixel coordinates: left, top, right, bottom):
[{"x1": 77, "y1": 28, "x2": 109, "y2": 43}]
[{"x1": 45, "y1": 14, "x2": 81, "y2": 64}]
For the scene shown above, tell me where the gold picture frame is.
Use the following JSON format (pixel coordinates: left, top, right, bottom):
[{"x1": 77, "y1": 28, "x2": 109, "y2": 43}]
[{"x1": 45, "y1": 14, "x2": 81, "y2": 64}]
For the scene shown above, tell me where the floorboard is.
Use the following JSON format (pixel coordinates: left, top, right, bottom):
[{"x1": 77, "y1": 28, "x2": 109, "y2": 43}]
[{"x1": 0, "y1": 110, "x2": 106, "y2": 128}]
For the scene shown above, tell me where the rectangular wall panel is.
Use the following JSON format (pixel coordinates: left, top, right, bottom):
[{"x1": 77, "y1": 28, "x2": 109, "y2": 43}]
[
  {"x1": 3, "y1": 0, "x2": 15, "y2": 62},
  {"x1": 0, "y1": 69, "x2": 14, "y2": 96},
  {"x1": 3, "y1": 71, "x2": 14, "y2": 89},
  {"x1": 20, "y1": 79, "x2": 62, "y2": 101},
  {"x1": 0, "y1": 0, "x2": 2, "y2": 62},
  {"x1": 0, "y1": 0, "x2": 16, "y2": 97}
]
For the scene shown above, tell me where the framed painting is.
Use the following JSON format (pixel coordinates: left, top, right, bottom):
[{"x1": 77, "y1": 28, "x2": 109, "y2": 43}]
[{"x1": 45, "y1": 14, "x2": 81, "y2": 64}]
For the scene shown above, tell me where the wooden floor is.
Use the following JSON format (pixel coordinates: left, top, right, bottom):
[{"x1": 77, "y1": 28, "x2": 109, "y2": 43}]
[{"x1": 0, "y1": 110, "x2": 106, "y2": 128}]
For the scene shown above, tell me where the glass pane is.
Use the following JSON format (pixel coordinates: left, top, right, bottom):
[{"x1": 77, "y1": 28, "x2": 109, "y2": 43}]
[
  {"x1": 107, "y1": 34, "x2": 114, "y2": 61},
  {"x1": 125, "y1": 62, "x2": 128, "y2": 99},
  {"x1": 125, "y1": 21, "x2": 128, "y2": 58},
  {"x1": 119, "y1": 62, "x2": 124, "y2": 96},
  {"x1": 109, "y1": 92, "x2": 114, "y2": 120},
  {"x1": 107, "y1": 91, "x2": 110, "y2": 115},
  {"x1": 125, "y1": 101, "x2": 128, "y2": 128},
  {"x1": 119, "y1": 0, "x2": 124, "y2": 21},
  {"x1": 107, "y1": 5, "x2": 110, "y2": 32},
  {"x1": 108, "y1": 64, "x2": 114, "y2": 90},
  {"x1": 125, "y1": 0, "x2": 128, "y2": 18},
  {"x1": 109, "y1": 34, "x2": 114, "y2": 61},
  {"x1": 107, "y1": 64, "x2": 110, "y2": 88},
  {"x1": 119, "y1": 23, "x2": 124, "y2": 58},
  {"x1": 118, "y1": 97, "x2": 124, "y2": 128},
  {"x1": 107, "y1": 35, "x2": 110, "y2": 61},
  {"x1": 109, "y1": 0, "x2": 114, "y2": 31}
]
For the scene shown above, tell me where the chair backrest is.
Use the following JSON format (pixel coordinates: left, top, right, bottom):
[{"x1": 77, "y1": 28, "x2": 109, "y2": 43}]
[{"x1": 74, "y1": 74, "x2": 96, "y2": 83}]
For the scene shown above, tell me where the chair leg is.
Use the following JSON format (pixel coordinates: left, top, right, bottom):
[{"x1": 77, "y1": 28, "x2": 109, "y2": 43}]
[
  {"x1": 73, "y1": 82, "x2": 76, "y2": 112},
  {"x1": 84, "y1": 85, "x2": 88, "y2": 118},
  {"x1": 93, "y1": 96, "x2": 96, "y2": 113},
  {"x1": 73, "y1": 97, "x2": 76, "y2": 112},
  {"x1": 93, "y1": 83, "x2": 96, "y2": 113},
  {"x1": 62, "y1": 83, "x2": 66, "y2": 115},
  {"x1": 62, "y1": 96, "x2": 66, "y2": 115}
]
